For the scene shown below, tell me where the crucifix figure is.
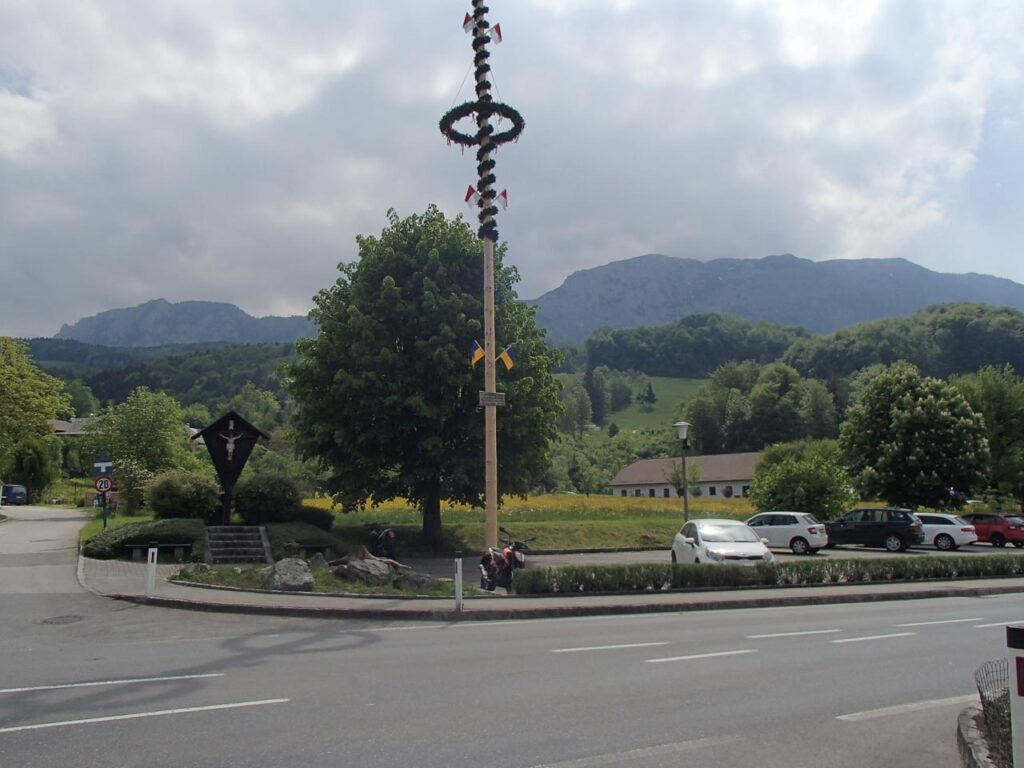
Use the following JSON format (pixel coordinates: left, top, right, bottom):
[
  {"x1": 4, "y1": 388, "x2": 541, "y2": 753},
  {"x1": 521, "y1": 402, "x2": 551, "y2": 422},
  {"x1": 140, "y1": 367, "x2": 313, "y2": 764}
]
[{"x1": 219, "y1": 419, "x2": 241, "y2": 461}]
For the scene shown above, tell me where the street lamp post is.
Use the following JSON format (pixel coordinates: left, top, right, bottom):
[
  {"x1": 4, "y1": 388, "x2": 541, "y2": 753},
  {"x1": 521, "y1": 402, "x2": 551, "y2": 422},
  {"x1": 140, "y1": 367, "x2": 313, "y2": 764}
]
[{"x1": 674, "y1": 421, "x2": 691, "y2": 522}]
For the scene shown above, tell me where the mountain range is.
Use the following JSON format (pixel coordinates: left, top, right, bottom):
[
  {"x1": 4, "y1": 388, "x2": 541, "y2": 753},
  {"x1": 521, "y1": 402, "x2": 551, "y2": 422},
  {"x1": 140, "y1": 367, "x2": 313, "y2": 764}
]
[
  {"x1": 528, "y1": 254, "x2": 1024, "y2": 343},
  {"x1": 51, "y1": 255, "x2": 1024, "y2": 347},
  {"x1": 55, "y1": 299, "x2": 315, "y2": 347}
]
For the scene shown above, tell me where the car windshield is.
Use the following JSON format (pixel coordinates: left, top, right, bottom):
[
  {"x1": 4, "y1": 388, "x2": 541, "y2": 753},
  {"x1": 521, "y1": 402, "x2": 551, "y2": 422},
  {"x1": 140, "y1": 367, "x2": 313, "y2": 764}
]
[
  {"x1": 700, "y1": 524, "x2": 760, "y2": 543},
  {"x1": 1007, "y1": 517, "x2": 1024, "y2": 526},
  {"x1": 954, "y1": 517, "x2": 971, "y2": 525},
  {"x1": 805, "y1": 515, "x2": 821, "y2": 524}
]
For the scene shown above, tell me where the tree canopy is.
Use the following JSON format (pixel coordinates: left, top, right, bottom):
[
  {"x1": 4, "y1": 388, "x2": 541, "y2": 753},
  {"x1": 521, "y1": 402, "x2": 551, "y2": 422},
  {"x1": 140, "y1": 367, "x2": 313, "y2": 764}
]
[
  {"x1": 840, "y1": 362, "x2": 990, "y2": 509},
  {"x1": 287, "y1": 206, "x2": 562, "y2": 545},
  {"x1": 0, "y1": 338, "x2": 71, "y2": 470}
]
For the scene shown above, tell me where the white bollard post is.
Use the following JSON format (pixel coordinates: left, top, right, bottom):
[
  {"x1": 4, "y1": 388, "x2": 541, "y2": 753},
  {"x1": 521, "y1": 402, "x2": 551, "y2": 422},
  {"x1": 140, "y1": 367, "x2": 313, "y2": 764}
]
[
  {"x1": 146, "y1": 546, "x2": 158, "y2": 597},
  {"x1": 454, "y1": 552, "x2": 463, "y2": 613},
  {"x1": 1009, "y1": 626, "x2": 1024, "y2": 768}
]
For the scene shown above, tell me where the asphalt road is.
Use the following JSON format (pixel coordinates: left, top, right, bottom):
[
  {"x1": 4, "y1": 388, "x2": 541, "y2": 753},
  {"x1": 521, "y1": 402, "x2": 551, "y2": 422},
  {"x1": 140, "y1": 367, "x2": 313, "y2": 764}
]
[{"x1": 1, "y1": 506, "x2": 1017, "y2": 768}]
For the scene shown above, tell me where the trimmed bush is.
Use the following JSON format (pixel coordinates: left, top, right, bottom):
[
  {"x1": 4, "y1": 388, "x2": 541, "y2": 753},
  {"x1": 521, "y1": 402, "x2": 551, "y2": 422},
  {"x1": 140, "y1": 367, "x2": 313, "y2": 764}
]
[
  {"x1": 81, "y1": 519, "x2": 207, "y2": 560},
  {"x1": 234, "y1": 474, "x2": 301, "y2": 525},
  {"x1": 512, "y1": 555, "x2": 1024, "y2": 595},
  {"x1": 147, "y1": 470, "x2": 220, "y2": 524},
  {"x1": 296, "y1": 503, "x2": 335, "y2": 532}
]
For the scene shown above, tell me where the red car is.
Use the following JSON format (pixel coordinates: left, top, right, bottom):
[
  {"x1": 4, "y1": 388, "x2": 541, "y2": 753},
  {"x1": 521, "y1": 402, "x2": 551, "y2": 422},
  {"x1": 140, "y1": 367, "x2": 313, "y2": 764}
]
[{"x1": 960, "y1": 513, "x2": 1024, "y2": 548}]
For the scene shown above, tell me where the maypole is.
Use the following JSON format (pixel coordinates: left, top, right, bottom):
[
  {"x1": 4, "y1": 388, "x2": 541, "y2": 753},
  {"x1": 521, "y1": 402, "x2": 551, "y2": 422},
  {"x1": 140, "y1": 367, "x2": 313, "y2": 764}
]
[{"x1": 439, "y1": 1, "x2": 524, "y2": 549}]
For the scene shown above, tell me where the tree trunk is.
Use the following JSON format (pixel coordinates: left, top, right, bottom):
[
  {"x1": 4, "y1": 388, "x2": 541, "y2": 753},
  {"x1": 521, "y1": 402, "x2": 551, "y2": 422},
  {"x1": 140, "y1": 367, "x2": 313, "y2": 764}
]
[{"x1": 421, "y1": 485, "x2": 443, "y2": 550}]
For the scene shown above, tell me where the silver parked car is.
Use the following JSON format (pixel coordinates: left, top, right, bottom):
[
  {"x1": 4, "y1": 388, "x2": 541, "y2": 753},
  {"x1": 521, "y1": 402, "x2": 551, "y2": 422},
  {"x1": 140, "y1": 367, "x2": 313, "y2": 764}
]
[
  {"x1": 672, "y1": 519, "x2": 775, "y2": 566},
  {"x1": 746, "y1": 511, "x2": 829, "y2": 555}
]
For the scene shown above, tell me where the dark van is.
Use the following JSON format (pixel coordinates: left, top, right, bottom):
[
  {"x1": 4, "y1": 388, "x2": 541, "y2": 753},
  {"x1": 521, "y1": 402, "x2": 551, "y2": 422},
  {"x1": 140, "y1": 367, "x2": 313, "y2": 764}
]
[{"x1": 1, "y1": 484, "x2": 28, "y2": 505}]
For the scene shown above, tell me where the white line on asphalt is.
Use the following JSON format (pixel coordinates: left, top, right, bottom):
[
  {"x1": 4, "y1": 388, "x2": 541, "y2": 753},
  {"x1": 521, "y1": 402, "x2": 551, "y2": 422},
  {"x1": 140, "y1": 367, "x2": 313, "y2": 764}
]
[
  {"x1": 369, "y1": 625, "x2": 448, "y2": 632},
  {"x1": 895, "y1": 618, "x2": 982, "y2": 627},
  {"x1": 0, "y1": 673, "x2": 224, "y2": 694},
  {"x1": 747, "y1": 629, "x2": 840, "y2": 639},
  {"x1": 976, "y1": 620, "x2": 1024, "y2": 628},
  {"x1": 646, "y1": 649, "x2": 757, "y2": 663},
  {"x1": 837, "y1": 694, "x2": 977, "y2": 721},
  {"x1": 552, "y1": 642, "x2": 670, "y2": 653},
  {"x1": 0, "y1": 698, "x2": 291, "y2": 734},
  {"x1": 524, "y1": 735, "x2": 742, "y2": 767},
  {"x1": 831, "y1": 632, "x2": 915, "y2": 644}
]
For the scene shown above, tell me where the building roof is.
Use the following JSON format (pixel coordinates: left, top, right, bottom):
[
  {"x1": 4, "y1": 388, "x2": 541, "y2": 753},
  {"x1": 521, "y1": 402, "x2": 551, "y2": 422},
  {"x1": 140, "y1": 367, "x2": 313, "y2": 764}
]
[
  {"x1": 609, "y1": 452, "x2": 761, "y2": 486},
  {"x1": 50, "y1": 416, "x2": 95, "y2": 436}
]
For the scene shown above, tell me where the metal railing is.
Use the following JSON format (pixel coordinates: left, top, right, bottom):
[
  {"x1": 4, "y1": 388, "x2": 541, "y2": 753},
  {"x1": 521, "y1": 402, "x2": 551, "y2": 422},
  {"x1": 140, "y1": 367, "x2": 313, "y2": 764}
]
[{"x1": 975, "y1": 658, "x2": 1011, "y2": 767}]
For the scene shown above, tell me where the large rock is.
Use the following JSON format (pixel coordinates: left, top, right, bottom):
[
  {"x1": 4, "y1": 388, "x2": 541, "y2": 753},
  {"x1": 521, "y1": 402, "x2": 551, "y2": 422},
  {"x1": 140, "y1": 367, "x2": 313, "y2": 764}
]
[
  {"x1": 307, "y1": 552, "x2": 329, "y2": 571},
  {"x1": 392, "y1": 572, "x2": 439, "y2": 591},
  {"x1": 262, "y1": 558, "x2": 314, "y2": 592},
  {"x1": 332, "y1": 558, "x2": 392, "y2": 584}
]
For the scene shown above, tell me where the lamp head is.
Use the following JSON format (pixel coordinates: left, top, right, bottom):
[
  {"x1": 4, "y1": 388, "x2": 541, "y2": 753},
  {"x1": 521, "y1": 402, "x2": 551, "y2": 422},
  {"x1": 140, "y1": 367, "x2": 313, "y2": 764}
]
[{"x1": 674, "y1": 421, "x2": 691, "y2": 442}]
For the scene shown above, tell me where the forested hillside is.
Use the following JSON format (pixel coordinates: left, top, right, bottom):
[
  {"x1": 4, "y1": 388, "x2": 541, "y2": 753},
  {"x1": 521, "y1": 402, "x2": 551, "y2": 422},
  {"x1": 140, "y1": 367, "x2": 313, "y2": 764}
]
[
  {"x1": 584, "y1": 313, "x2": 810, "y2": 377},
  {"x1": 782, "y1": 303, "x2": 1024, "y2": 382}
]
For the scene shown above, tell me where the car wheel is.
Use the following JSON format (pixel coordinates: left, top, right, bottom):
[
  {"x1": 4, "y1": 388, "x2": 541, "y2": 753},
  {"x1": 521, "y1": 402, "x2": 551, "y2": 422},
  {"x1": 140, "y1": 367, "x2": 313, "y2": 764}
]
[
  {"x1": 789, "y1": 537, "x2": 810, "y2": 555},
  {"x1": 992, "y1": 534, "x2": 1007, "y2": 548},
  {"x1": 1014, "y1": 542, "x2": 1024, "y2": 549},
  {"x1": 884, "y1": 534, "x2": 905, "y2": 553},
  {"x1": 934, "y1": 534, "x2": 956, "y2": 551}
]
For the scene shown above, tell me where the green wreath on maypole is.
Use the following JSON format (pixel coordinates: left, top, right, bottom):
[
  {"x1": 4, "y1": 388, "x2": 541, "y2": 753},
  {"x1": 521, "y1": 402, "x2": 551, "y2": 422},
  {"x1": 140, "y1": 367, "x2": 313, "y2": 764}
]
[{"x1": 439, "y1": 0, "x2": 524, "y2": 241}]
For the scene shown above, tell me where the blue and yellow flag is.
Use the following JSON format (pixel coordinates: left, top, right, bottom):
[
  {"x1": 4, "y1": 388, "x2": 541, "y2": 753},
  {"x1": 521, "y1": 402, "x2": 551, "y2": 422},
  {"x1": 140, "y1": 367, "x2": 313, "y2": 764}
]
[
  {"x1": 498, "y1": 345, "x2": 516, "y2": 371},
  {"x1": 470, "y1": 340, "x2": 485, "y2": 366}
]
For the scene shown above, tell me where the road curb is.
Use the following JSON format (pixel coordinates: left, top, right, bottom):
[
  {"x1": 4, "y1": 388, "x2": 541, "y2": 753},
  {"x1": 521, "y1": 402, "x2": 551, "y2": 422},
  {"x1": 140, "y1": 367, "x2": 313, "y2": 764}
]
[
  {"x1": 105, "y1": 581, "x2": 1024, "y2": 622},
  {"x1": 958, "y1": 704, "x2": 1000, "y2": 768}
]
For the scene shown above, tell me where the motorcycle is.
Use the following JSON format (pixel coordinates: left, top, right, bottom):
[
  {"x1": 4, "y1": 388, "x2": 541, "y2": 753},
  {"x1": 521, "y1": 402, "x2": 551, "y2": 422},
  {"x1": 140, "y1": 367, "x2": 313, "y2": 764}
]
[
  {"x1": 365, "y1": 522, "x2": 397, "y2": 559},
  {"x1": 479, "y1": 527, "x2": 532, "y2": 591}
]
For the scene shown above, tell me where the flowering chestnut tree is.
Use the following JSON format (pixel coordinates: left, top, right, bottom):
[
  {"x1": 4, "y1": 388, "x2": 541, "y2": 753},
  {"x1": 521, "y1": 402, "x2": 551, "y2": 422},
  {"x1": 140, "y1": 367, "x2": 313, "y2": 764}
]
[{"x1": 840, "y1": 362, "x2": 989, "y2": 509}]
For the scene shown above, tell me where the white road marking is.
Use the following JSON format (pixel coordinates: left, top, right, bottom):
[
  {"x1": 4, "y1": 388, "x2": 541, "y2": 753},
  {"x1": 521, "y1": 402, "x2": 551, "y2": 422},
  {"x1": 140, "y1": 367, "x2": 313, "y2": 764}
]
[
  {"x1": 525, "y1": 735, "x2": 741, "y2": 767},
  {"x1": 747, "y1": 629, "x2": 840, "y2": 639},
  {"x1": 895, "y1": 618, "x2": 982, "y2": 627},
  {"x1": 646, "y1": 649, "x2": 757, "y2": 663},
  {"x1": 0, "y1": 698, "x2": 290, "y2": 734},
  {"x1": 0, "y1": 673, "x2": 224, "y2": 694},
  {"x1": 832, "y1": 632, "x2": 915, "y2": 644},
  {"x1": 837, "y1": 694, "x2": 977, "y2": 721},
  {"x1": 976, "y1": 620, "x2": 1024, "y2": 628},
  {"x1": 552, "y1": 642, "x2": 669, "y2": 653}
]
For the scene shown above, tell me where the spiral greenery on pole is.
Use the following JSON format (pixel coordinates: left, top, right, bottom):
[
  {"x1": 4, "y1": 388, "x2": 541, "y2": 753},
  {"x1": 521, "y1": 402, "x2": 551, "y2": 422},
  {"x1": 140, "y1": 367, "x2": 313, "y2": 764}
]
[{"x1": 439, "y1": 0, "x2": 524, "y2": 241}]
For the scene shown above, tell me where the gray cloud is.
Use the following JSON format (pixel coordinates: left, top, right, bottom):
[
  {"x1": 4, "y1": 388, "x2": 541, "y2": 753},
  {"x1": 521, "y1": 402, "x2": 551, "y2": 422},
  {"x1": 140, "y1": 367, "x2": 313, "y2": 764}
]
[{"x1": 1, "y1": 0, "x2": 1022, "y2": 337}]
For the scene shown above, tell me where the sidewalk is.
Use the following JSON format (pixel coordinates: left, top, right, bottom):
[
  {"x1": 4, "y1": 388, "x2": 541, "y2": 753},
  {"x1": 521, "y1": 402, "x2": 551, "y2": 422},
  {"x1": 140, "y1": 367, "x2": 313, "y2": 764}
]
[{"x1": 77, "y1": 555, "x2": 1024, "y2": 622}]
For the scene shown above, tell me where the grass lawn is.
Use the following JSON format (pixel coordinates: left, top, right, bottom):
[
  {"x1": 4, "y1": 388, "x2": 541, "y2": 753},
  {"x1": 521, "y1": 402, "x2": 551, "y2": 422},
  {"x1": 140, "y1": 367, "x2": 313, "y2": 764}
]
[{"x1": 555, "y1": 374, "x2": 705, "y2": 433}]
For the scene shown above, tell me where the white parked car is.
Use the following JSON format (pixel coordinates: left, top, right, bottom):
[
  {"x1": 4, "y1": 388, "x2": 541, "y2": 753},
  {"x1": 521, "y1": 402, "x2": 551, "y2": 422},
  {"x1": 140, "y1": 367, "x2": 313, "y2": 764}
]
[
  {"x1": 915, "y1": 512, "x2": 977, "y2": 551},
  {"x1": 672, "y1": 519, "x2": 775, "y2": 566},
  {"x1": 746, "y1": 511, "x2": 829, "y2": 555}
]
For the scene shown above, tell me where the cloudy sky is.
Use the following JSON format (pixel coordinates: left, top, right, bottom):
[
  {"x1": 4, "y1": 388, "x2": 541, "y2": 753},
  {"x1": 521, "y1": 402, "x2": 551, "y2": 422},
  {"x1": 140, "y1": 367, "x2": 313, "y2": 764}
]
[{"x1": 2, "y1": 0, "x2": 1022, "y2": 338}]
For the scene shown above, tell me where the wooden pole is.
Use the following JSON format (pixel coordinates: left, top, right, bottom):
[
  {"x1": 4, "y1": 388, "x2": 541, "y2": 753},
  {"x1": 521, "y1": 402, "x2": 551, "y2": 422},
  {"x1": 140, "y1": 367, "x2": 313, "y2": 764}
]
[{"x1": 484, "y1": 237, "x2": 498, "y2": 549}]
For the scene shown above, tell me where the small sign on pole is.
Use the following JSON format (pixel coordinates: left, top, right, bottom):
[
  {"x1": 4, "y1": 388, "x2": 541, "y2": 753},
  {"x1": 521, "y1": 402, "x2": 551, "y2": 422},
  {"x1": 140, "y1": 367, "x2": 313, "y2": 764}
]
[{"x1": 478, "y1": 391, "x2": 506, "y2": 408}]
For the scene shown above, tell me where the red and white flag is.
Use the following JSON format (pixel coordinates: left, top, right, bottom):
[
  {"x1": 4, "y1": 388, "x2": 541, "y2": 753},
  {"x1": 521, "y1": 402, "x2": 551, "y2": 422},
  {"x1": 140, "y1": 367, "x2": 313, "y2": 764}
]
[
  {"x1": 498, "y1": 189, "x2": 508, "y2": 209},
  {"x1": 492, "y1": 24, "x2": 503, "y2": 43},
  {"x1": 463, "y1": 13, "x2": 474, "y2": 33},
  {"x1": 465, "y1": 185, "x2": 480, "y2": 206}
]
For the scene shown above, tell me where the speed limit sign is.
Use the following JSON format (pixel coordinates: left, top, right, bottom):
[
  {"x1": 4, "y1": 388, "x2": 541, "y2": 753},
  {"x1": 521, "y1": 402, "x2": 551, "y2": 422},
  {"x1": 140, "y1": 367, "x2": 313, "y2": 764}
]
[{"x1": 94, "y1": 476, "x2": 113, "y2": 493}]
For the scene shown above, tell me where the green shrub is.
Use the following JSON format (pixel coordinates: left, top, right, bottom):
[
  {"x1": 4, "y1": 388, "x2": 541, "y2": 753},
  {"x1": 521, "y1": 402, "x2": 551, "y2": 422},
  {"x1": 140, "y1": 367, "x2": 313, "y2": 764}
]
[
  {"x1": 234, "y1": 474, "x2": 301, "y2": 525},
  {"x1": 81, "y1": 519, "x2": 207, "y2": 560},
  {"x1": 147, "y1": 470, "x2": 220, "y2": 524},
  {"x1": 264, "y1": 522, "x2": 346, "y2": 560},
  {"x1": 512, "y1": 555, "x2": 1024, "y2": 594},
  {"x1": 296, "y1": 503, "x2": 335, "y2": 531}
]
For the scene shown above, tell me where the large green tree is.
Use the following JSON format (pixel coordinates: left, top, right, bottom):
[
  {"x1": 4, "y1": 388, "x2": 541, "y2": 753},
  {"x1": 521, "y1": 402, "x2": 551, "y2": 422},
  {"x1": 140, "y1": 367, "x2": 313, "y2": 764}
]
[
  {"x1": 287, "y1": 207, "x2": 562, "y2": 546},
  {"x1": 840, "y1": 362, "x2": 990, "y2": 509},
  {"x1": 749, "y1": 454, "x2": 854, "y2": 519},
  {"x1": 0, "y1": 338, "x2": 71, "y2": 470},
  {"x1": 954, "y1": 365, "x2": 1024, "y2": 507},
  {"x1": 83, "y1": 387, "x2": 195, "y2": 476}
]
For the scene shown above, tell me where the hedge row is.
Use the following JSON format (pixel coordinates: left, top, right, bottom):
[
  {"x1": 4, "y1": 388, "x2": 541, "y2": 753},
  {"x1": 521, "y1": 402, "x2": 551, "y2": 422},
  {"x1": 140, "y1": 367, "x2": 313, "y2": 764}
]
[
  {"x1": 81, "y1": 519, "x2": 208, "y2": 560},
  {"x1": 512, "y1": 555, "x2": 1024, "y2": 595}
]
